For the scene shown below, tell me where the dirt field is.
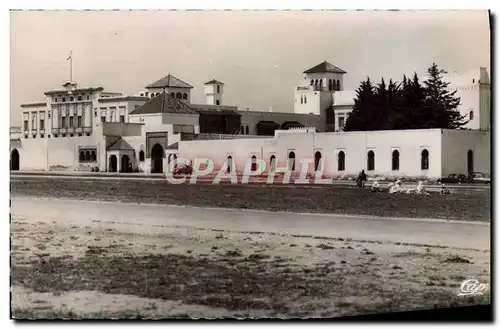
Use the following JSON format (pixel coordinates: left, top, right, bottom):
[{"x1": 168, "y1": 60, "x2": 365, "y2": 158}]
[
  {"x1": 10, "y1": 177, "x2": 490, "y2": 221},
  {"x1": 11, "y1": 205, "x2": 490, "y2": 319}
]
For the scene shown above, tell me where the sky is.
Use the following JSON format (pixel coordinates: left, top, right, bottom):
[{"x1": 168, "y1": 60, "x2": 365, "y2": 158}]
[{"x1": 10, "y1": 10, "x2": 490, "y2": 125}]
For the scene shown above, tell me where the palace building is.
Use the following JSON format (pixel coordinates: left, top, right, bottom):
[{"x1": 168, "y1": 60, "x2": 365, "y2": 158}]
[{"x1": 10, "y1": 61, "x2": 491, "y2": 179}]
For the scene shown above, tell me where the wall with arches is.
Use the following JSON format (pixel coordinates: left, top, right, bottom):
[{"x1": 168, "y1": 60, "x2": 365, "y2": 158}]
[{"x1": 178, "y1": 129, "x2": 488, "y2": 179}]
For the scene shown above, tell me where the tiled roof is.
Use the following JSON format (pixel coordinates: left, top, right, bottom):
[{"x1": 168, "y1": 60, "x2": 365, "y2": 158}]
[
  {"x1": 303, "y1": 61, "x2": 347, "y2": 74},
  {"x1": 191, "y1": 104, "x2": 240, "y2": 116},
  {"x1": 129, "y1": 92, "x2": 198, "y2": 115},
  {"x1": 107, "y1": 138, "x2": 135, "y2": 151},
  {"x1": 204, "y1": 79, "x2": 224, "y2": 85},
  {"x1": 146, "y1": 74, "x2": 193, "y2": 89}
]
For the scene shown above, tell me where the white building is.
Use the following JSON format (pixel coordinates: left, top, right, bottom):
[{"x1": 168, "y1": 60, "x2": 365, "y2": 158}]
[{"x1": 10, "y1": 61, "x2": 491, "y2": 180}]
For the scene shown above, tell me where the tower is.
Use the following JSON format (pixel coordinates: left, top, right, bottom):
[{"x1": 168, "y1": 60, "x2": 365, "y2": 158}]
[{"x1": 204, "y1": 79, "x2": 224, "y2": 106}]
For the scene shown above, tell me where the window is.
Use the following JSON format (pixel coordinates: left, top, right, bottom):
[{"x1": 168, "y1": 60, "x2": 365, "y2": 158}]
[
  {"x1": 139, "y1": 150, "x2": 145, "y2": 162},
  {"x1": 288, "y1": 151, "x2": 296, "y2": 171},
  {"x1": 182, "y1": 93, "x2": 188, "y2": 100},
  {"x1": 245, "y1": 126, "x2": 249, "y2": 135},
  {"x1": 176, "y1": 93, "x2": 182, "y2": 99},
  {"x1": 469, "y1": 111, "x2": 474, "y2": 120},
  {"x1": 314, "y1": 151, "x2": 322, "y2": 171},
  {"x1": 120, "y1": 115, "x2": 125, "y2": 123},
  {"x1": 54, "y1": 98, "x2": 58, "y2": 103},
  {"x1": 101, "y1": 116, "x2": 106, "y2": 123},
  {"x1": 392, "y1": 150, "x2": 400, "y2": 171},
  {"x1": 79, "y1": 151, "x2": 85, "y2": 162},
  {"x1": 270, "y1": 155, "x2": 276, "y2": 172},
  {"x1": 338, "y1": 151, "x2": 345, "y2": 171},
  {"x1": 145, "y1": 92, "x2": 149, "y2": 97},
  {"x1": 91, "y1": 150, "x2": 97, "y2": 162},
  {"x1": 304, "y1": 95, "x2": 307, "y2": 104},
  {"x1": 300, "y1": 96, "x2": 303, "y2": 104},
  {"x1": 40, "y1": 119, "x2": 45, "y2": 130},
  {"x1": 78, "y1": 96, "x2": 82, "y2": 101},
  {"x1": 367, "y1": 150, "x2": 375, "y2": 171},
  {"x1": 217, "y1": 85, "x2": 220, "y2": 93},
  {"x1": 216, "y1": 100, "x2": 220, "y2": 105},
  {"x1": 87, "y1": 96, "x2": 90, "y2": 101},
  {"x1": 69, "y1": 117, "x2": 74, "y2": 127},
  {"x1": 170, "y1": 92, "x2": 175, "y2": 98},
  {"x1": 310, "y1": 80, "x2": 314, "y2": 86},
  {"x1": 62, "y1": 97, "x2": 66, "y2": 102},
  {"x1": 61, "y1": 117, "x2": 67, "y2": 127},
  {"x1": 70, "y1": 97, "x2": 74, "y2": 102},
  {"x1": 85, "y1": 151, "x2": 91, "y2": 162},
  {"x1": 338, "y1": 117, "x2": 345, "y2": 131},
  {"x1": 24, "y1": 120, "x2": 28, "y2": 131},
  {"x1": 421, "y1": 149, "x2": 429, "y2": 170},
  {"x1": 251, "y1": 155, "x2": 258, "y2": 172},
  {"x1": 32, "y1": 113, "x2": 37, "y2": 130},
  {"x1": 240, "y1": 126, "x2": 245, "y2": 134},
  {"x1": 77, "y1": 116, "x2": 82, "y2": 127}
]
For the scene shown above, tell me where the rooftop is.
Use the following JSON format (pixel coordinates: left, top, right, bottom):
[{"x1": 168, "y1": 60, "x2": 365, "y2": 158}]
[
  {"x1": 107, "y1": 138, "x2": 135, "y2": 151},
  {"x1": 146, "y1": 74, "x2": 193, "y2": 89},
  {"x1": 303, "y1": 61, "x2": 347, "y2": 74},
  {"x1": 129, "y1": 92, "x2": 198, "y2": 115},
  {"x1": 204, "y1": 79, "x2": 224, "y2": 85}
]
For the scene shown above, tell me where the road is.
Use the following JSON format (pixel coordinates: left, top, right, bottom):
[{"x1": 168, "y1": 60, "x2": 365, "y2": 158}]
[{"x1": 11, "y1": 197, "x2": 490, "y2": 251}]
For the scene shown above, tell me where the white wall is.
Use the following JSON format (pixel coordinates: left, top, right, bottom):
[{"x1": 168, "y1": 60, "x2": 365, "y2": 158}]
[
  {"x1": 179, "y1": 129, "x2": 444, "y2": 179},
  {"x1": 441, "y1": 129, "x2": 490, "y2": 176}
]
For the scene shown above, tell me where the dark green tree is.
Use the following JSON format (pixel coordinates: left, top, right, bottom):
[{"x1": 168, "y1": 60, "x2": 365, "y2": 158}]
[
  {"x1": 423, "y1": 63, "x2": 467, "y2": 129},
  {"x1": 343, "y1": 77, "x2": 376, "y2": 131}
]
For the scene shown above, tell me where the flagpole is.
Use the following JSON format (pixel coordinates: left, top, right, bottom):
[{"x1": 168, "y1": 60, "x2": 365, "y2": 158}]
[{"x1": 70, "y1": 54, "x2": 72, "y2": 82}]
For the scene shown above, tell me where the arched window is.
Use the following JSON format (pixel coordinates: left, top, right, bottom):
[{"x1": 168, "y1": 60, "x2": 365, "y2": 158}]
[
  {"x1": 315, "y1": 79, "x2": 318, "y2": 87},
  {"x1": 300, "y1": 96, "x2": 303, "y2": 104},
  {"x1": 421, "y1": 149, "x2": 429, "y2": 170},
  {"x1": 467, "y1": 150, "x2": 474, "y2": 174},
  {"x1": 469, "y1": 111, "x2": 474, "y2": 120},
  {"x1": 170, "y1": 92, "x2": 175, "y2": 98},
  {"x1": 139, "y1": 150, "x2": 145, "y2": 162},
  {"x1": 79, "y1": 150, "x2": 85, "y2": 162},
  {"x1": 183, "y1": 93, "x2": 188, "y2": 100},
  {"x1": 226, "y1": 155, "x2": 233, "y2": 173},
  {"x1": 338, "y1": 151, "x2": 345, "y2": 171},
  {"x1": 217, "y1": 85, "x2": 220, "y2": 93},
  {"x1": 245, "y1": 126, "x2": 249, "y2": 135},
  {"x1": 269, "y1": 155, "x2": 276, "y2": 172},
  {"x1": 91, "y1": 150, "x2": 97, "y2": 162},
  {"x1": 304, "y1": 95, "x2": 307, "y2": 104},
  {"x1": 336, "y1": 80, "x2": 341, "y2": 91},
  {"x1": 251, "y1": 155, "x2": 257, "y2": 172},
  {"x1": 240, "y1": 126, "x2": 245, "y2": 134},
  {"x1": 85, "y1": 151, "x2": 91, "y2": 162},
  {"x1": 319, "y1": 79, "x2": 323, "y2": 88},
  {"x1": 328, "y1": 79, "x2": 333, "y2": 91},
  {"x1": 288, "y1": 151, "x2": 296, "y2": 171},
  {"x1": 176, "y1": 93, "x2": 182, "y2": 99},
  {"x1": 314, "y1": 151, "x2": 322, "y2": 172},
  {"x1": 392, "y1": 150, "x2": 400, "y2": 171},
  {"x1": 310, "y1": 79, "x2": 314, "y2": 86},
  {"x1": 367, "y1": 150, "x2": 375, "y2": 171}
]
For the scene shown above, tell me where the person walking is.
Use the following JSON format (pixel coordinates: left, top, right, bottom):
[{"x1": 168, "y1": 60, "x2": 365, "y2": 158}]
[{"x1": 356, "y1": 170, "x2": 367, "y2": 188}]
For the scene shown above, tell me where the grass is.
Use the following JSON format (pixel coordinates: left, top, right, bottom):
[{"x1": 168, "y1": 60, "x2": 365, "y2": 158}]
[
  {"x1": 11, "y1": 252, "x2": 490, "y2": 319},
  {"x1": 10, "y1": 178, "x2": 490, "y2": 221}
]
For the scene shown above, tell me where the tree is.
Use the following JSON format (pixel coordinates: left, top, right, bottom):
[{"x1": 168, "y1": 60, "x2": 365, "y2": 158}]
[
  {"x1": 343, "y1": 77, "x2": 376, "y2": 131},
  {"x1": 423, "y1": 63, "x2": 467, "y2": 129}
]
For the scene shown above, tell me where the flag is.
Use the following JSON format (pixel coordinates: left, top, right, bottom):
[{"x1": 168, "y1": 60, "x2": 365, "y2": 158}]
[{"x1": 66, "y1": 50, "x2": 72, "y2": 61}]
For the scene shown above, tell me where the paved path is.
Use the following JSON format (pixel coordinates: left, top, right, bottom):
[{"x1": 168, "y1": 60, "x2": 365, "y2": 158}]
[{"x1": 11, "y1": 197, "x2": 490, "y2": 251}]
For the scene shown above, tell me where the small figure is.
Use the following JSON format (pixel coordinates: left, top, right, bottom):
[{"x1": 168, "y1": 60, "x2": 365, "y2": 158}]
[
  {"x1": 389, "y1": 179, "x2": 403, "y2": 194},
  {"x1": 371, "y1": 180, "x2": 381, "y2": 192},
  {"x1": 415, "y1": 181, "x2": 429, "y2": 195},
  {"x1": 440, "y1": 183, "x2": 450, "y2": 195},
  {"x1": 356, "y1": 170, "x2": 367, "y2": 188}
]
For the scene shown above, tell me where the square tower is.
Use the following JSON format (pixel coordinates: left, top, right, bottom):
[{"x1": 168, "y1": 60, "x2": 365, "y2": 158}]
[{"x1": 204, "y1": 79, "x2": 224, "y2": 106}]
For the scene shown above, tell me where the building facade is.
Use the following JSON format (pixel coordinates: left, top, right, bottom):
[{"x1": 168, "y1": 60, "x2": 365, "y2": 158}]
[{"x1": 10, "y1": 61, "x2": 491, "y2": 179}]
